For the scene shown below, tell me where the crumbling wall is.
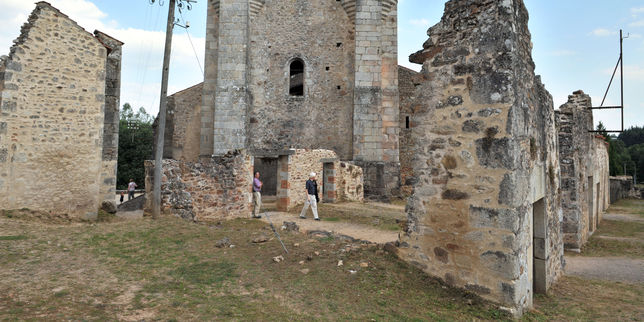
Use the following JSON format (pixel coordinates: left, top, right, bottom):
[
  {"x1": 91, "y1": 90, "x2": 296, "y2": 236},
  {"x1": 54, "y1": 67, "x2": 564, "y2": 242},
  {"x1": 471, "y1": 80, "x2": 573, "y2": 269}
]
[
  {"x1": 335, "y1": 161, "x2": 364, "y2": 202},
  {"x1": 591, "y1": 135, "x2": 610, "y2": 228},
  {"x1": 610, "y1": 176, "x2": 634, "y2": 203},
  {"x1": 399, "y1": 66, "x2": 421, "y2": 197},
  {"x1": 398, "y1": 0, "x2": 562, "y2": 315},
  {"x1": 555, "y1": 91, "x2": 593, "y2": 250},
  {"x1": 555, "y1": 92, "x2": 611, "y2": 249},
  {"x1": 0, "y1": 2, "x2": 115, "y2": 219},
  {"x1": 95, "y1": 31, "x2": 123, "y2": 206},
  {"x1": 163, "y1": 83, "x2": 202, "y2": 161},
  {"x1": 144, "y1": 150, "x2": 253, "y2": 221},
  {"x1": 323, "y1": 160, "x2": 364, "y2": 203},
  {"x1": 276, "y1": 149, "x2": 336, "y2": 211}
]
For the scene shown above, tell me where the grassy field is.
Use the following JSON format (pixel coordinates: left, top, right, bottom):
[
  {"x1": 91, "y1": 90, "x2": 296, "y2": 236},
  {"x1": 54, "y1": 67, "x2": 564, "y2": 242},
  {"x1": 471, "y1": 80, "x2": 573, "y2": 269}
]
[
  {"x1": 1, "y1": 205, "x2": 643, "y2": 320},
  {"x1": 605, "y1": 199, "x2": 644, "y2": 217}
]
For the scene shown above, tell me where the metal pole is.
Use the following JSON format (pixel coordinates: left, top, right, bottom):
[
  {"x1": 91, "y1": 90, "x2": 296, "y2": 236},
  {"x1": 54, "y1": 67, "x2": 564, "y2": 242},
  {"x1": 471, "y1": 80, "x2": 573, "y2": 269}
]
[
  {"x1": 620, "y1": 29, "x2": 624, "y2": 132},
  {"x1": 153, "y1": 0, "x2": 176, "y2": 218}
]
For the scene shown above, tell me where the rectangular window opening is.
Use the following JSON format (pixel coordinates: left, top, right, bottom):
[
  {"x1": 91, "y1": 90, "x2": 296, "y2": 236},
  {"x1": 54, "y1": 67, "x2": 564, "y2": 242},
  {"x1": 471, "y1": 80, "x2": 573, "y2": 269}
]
[{"x1": 405, "y1": 116, "x2": 410, "y2": 129}]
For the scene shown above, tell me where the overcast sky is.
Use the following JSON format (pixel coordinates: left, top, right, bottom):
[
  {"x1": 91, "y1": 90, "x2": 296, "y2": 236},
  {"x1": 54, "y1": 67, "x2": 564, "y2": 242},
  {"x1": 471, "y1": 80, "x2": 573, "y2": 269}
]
[{"x1": 1, "y1": 0, "x2": 642, "y2": 131}]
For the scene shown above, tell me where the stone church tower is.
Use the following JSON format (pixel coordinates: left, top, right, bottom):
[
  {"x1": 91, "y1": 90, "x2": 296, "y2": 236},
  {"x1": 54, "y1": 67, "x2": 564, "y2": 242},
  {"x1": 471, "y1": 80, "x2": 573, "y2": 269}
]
[{"x1": 198, "y1": 0, "x2": 400, "y2": 199}]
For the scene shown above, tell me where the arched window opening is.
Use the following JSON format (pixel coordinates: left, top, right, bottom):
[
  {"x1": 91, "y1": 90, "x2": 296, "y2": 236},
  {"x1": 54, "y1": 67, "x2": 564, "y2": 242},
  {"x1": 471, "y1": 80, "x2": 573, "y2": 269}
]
[{"x1": 289, "y1": 59, "x2": 304, "y2": 96}]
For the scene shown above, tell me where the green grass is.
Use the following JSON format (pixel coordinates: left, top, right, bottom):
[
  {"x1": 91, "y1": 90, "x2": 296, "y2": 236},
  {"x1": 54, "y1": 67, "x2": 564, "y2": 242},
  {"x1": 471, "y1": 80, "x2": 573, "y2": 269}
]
[
  {"x1": 2, "y1": 210, "x2": 643, "y2": 320},
  {"x1": 606, "y1": 199, "x2": 644, "y2": 217},
  {"x1": 0, "y1": 235, "x2": 28, "y2": 241}
]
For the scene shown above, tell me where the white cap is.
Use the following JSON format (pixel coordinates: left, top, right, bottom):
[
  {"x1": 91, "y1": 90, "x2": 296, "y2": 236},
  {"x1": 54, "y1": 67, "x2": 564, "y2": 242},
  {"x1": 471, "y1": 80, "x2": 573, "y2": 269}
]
[{"x1": 309, "y1": 172, "x2": 316, "y2": 178}]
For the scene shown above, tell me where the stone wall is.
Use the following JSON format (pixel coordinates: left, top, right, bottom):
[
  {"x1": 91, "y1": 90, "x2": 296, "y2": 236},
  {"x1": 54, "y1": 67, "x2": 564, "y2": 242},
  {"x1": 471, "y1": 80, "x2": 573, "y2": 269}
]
[
  {"x1": 161, "y1": 83, "x2": 202, "y2": 161},
  {"x1": 276, "y1": 149, "x2": 337, "y2": 211},
  {"x1": 144, "y1": 150, "x2": 253, "y2": 221},
  {"x1": 555, "y1": 91, "x2": 610, "y2": 250},
  {"x1": 398, "y1": 0, "x2": 563, "y2": 315},
  {"x1": 610, "y1": 176, "x2": 634, "y2": 203},
  {"x1": 199, "y1": 0, "x2": 400, "y2": 201},
  {"x1": 590, "y1": 136, "x2": 610, "y2": 231},
  {"x1": 335, "y1": 161, "x2": 364, "y2": 202},
  {"x1": 247, "y1": 0, "x2": 356, "y2": 159},
  {"x1": 95, "y1": 31, "x2": 123, "y2": 205},
  {"x1": 399, "y1": 66, "x2": 420, "y2": 197},
  {"x1": 0, "y1": 2, "x2": 120, "y2": 219}
]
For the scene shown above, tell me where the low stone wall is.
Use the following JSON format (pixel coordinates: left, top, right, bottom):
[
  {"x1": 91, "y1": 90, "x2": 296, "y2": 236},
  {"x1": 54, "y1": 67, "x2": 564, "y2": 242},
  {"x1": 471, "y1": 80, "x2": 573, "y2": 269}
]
[
  {"x1": 610, "y1": 176, "x2": 634, "y2": 203},
  {"x1": 323, "y1": 161, "x2": 364, "y2": 203},
  {"x1": 144, "y1": 150, "x2": 253, "y2": 221},
  {"x1": 276, "y1": 149, "x2": 337, "y2": 211}
]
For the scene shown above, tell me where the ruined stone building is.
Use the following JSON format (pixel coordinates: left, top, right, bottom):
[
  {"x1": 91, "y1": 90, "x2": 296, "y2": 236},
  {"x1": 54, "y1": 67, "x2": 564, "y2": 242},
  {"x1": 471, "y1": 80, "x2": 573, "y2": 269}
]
[
  {"x1": 0, "y1": 2, "x2": 122, "y2": 219},
  {"x1": 157, "y1": 0, "x2": 400, "y2": 204},
  {"x1": 397, "y1": 0, "x2": 565, "y2": 315},
  {"x1": 153, "y1": 0, "x2": 613, "y2": 315},
  {"x1": 555, "y1": 91, "x2": 610, "y2": 251}
]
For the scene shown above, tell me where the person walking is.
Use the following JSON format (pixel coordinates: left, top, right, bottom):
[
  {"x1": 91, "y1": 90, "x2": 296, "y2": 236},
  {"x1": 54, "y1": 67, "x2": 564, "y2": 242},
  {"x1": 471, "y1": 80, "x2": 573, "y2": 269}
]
[
  {"x1": 299, "y1": 172, "x2": 320, "y2": 221},
  {"x1": 127, "y1": 179, "x2": 137, "y2": 200},
  {"x1": 252, "y1": 171, "x2": 263, "y2": 218}
]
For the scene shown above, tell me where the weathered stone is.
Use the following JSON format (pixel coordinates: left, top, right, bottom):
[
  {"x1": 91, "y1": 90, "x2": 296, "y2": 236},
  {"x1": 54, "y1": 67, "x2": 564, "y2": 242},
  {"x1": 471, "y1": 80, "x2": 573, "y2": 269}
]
[
  {"x1": 215, "y1": 237, "x2": 231, "y2": 248},
  {"x1": 469, "y1": 206, "x2": 521, "y2": 233},
  {"x1": 100, "y1": 201, "x2": 117, "y2": 214},
  {"x1": 462, "y1": 120, "x2": 483, "y2": 133},
  {"x1": 0, "y1": 3, "x2": 121, "y2": 219}
]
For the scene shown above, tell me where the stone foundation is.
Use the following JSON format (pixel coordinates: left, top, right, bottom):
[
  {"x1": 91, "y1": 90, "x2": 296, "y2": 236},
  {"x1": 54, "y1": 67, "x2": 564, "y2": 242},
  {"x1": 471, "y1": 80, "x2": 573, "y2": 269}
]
[{"x1": 144, "y1": 150, "x2": 253, "y2": 221}]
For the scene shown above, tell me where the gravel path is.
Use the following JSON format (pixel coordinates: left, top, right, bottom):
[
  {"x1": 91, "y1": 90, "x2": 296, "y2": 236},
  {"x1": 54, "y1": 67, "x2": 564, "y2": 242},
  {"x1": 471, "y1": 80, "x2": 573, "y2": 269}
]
[
  {"x1": 260, "y1": 211, "x2": 399, "y2": 244},
  {"x1": 565, "y1": 256, "x2": 644, "y2": 284}
]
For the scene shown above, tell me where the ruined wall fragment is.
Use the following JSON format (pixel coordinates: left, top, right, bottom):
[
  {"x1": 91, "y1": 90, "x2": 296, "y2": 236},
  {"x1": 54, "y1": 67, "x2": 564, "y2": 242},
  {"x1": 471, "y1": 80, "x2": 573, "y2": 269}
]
[
  {"x1": 0, "y1": 2, "x2": 118, "y2": 219},
  {"x1": 398, "y1": 0, "x2": 562, "y2": 315},
  {"x1": 95, "y1": 31, "x2": 123, "y2": 206},
  {"x1": 555, "y1": 91, "x2": 610, "y2": 250},
  {"x1": 144, "y1": 150, "x2": 253, "y2": 221}
]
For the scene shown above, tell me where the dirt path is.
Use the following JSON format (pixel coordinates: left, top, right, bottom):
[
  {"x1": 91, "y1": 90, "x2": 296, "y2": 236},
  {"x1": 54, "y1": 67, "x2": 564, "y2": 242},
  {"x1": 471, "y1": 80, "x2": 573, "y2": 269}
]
[
  {"x1": 565, "y1": 257, "x2": 644, "y2": 284},
  {"x1": 603, "y1": 213, "x2": 644, "y2": 223},
  {"x1": 260, "y1": 211, "x2": 399, "y2": 244}
]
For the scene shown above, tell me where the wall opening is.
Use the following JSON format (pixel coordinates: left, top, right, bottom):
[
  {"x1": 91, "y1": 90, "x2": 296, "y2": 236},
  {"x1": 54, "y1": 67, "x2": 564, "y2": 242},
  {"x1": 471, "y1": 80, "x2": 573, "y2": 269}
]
[
  {"x1": 253, "y1": 157, "x2": 278, "y2": 196},
  {"x1": 596, "y1": 182, "x2": 601, "y2": 229},
  {"x1": 289, "y1": 59, "x2": 304, "y2": 96},
  {"x1": 588, "y1": 176, "x2": 594, "y2": 233},
  {"x1": 405, "y1": 116, "x2": 410, "y2": 129},
  {"x1": 533, "y1": 198, "x2": 547, "y2": 294}
]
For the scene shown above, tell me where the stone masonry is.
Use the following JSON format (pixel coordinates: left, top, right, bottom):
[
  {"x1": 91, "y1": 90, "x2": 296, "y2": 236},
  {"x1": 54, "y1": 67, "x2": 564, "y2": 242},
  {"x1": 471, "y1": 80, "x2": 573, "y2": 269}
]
[
  {"x1": 398, "y1": 66, "x2": 421, "y2": 197},
  {"x1": 555, "y1": 91, "x2": 610, "y2": 250},
  {"x1": 397, "y1": 0, "x2": 563, "y2": 315},
  {"x1": 144, "y1": 150, "x2": 253, "y2": 221},
  {"x1": 0, "y1": 2, "x2": 122, "y2": 219},
  {"x1": 323, "y1": 160, "x2": 365, "y2": 203},
  {"x1": 196, "y1": 0, "x2": 400, "y2": 201},
  {"x1": 276, "y1": 149, "x2": 338, "y2": 211},
  {"x1": 95, "y1": 31, "x2": 124, "y2": 205},
  {"x1": 161, "y1": 83, "x2": 203, "y2": 161}
]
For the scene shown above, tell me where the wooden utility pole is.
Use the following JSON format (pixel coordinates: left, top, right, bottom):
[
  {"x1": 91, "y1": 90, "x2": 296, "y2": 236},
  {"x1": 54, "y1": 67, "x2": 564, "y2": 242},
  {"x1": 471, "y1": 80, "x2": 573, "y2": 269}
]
[{"x1": 152, "y1": 0, "x2": 176, "y2": 218}]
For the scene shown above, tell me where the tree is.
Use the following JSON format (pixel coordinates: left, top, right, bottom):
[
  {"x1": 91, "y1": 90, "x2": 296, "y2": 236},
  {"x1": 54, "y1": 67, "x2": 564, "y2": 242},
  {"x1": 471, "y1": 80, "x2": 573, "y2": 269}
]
[
  {"x1": 596, "y1": 121, "x2": 608, "y2": 139},
  {"x1": 618, "y1": 126, "x2": 644, "y2": 147},
  {"x1": 117, "y1": 103, "x2": 154, "y2": 190},
  {"x1": 627, "y1": 143, "x2": 644, "y2": 183}
]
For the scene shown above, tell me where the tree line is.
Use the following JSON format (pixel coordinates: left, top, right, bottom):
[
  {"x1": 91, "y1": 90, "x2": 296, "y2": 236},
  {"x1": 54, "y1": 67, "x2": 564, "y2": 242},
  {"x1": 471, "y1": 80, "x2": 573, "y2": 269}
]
[
  {"x1": 117, "y1": 103, "x2": 154, "y2": 190},
  {"x1": 597, "y1": 122, "x2": 644, "y2": 183}
]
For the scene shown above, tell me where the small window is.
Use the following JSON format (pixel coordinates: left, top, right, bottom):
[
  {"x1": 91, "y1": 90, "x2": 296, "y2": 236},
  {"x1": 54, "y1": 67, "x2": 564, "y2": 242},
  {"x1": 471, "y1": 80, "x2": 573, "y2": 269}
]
[
  {"x1": 405, "y1": 116, "x2": 410, "y2": 129},
  {"x1": 289, "y1": 59, "x2": 304, "y2": 96}
]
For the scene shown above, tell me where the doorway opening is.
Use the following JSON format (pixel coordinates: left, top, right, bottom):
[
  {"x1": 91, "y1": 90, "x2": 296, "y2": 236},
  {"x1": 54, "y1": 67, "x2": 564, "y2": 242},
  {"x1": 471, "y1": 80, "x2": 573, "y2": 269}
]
[
  {"x1": 533, "y1": 198, "x2": 547, "y2": 294},
  {"x1": 254, "y1": 157, "x2": 278, "y2": 196},
  {"x1": 588, "y1": 176, "x2": 594, "y2": 232}
]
